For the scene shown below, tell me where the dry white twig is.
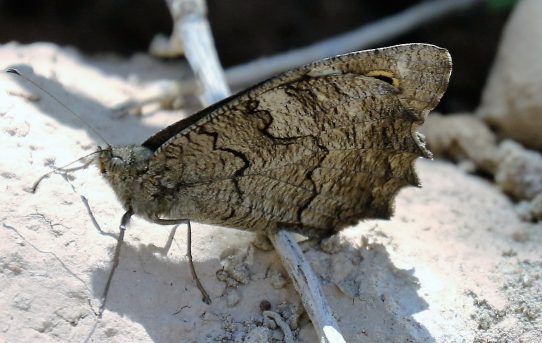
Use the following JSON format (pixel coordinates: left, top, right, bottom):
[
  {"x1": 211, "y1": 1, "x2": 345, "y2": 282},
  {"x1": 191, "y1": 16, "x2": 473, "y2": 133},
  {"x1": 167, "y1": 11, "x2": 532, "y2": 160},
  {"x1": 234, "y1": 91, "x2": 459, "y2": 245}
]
[
  {"x1": 269, "y1": 231, "x2": 346, "y2": 343},
  {"x1": 151, "y1": 0, "x2": 230, "y2": 105}
]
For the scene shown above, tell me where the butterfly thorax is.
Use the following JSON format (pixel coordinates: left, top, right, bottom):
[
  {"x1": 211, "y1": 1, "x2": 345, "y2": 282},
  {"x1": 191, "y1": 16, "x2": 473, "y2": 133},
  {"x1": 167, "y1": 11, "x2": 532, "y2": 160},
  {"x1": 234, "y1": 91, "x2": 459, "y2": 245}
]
[{"x1": 97, "y1": 145, "x2": 155, "y2": 215}]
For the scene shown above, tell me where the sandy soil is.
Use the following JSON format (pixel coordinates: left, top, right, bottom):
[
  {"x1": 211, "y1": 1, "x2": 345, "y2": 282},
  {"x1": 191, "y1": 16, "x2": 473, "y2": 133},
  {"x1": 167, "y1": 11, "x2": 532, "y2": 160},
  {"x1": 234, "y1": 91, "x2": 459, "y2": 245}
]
[{"x1": 1, "y1": 43, "x2": 540, "y2": 342}]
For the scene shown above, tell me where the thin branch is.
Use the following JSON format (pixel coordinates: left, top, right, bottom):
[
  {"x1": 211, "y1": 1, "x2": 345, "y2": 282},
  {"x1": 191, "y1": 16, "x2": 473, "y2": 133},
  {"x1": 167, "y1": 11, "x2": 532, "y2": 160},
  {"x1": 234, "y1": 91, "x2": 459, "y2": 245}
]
[
  {"x1": 269, "y1": 230, "x2": 346, "y2": 343},
  {"x1": 151, "y1": 0, "x2": 230, "y2": 105}
]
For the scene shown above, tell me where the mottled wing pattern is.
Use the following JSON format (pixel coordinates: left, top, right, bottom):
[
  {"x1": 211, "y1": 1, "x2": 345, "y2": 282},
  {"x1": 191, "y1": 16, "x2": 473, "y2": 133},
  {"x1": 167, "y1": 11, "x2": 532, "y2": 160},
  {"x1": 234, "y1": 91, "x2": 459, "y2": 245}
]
[{"x1": 147, "y1": 44, "x2": 452, "y2": 237}]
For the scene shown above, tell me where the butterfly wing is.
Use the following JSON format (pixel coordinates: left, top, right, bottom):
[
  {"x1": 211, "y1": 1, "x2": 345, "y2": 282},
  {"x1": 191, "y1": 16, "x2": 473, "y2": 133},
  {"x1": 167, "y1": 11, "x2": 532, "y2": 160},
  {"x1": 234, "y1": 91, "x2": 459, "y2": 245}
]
[{"x1": 146, "y1": 44, "x2": 452, "y2": 237}]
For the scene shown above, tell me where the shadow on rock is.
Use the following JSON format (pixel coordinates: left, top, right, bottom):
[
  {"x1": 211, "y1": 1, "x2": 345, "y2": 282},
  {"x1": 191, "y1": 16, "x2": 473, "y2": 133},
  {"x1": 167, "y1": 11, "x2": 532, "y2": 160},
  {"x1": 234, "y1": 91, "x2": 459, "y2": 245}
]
[
  {"x1": 89, "y1": 240, "x2": 225, "y2": 343},
  {"x1": 305, "y1": 239, "x2": 434, "y2": 342}
]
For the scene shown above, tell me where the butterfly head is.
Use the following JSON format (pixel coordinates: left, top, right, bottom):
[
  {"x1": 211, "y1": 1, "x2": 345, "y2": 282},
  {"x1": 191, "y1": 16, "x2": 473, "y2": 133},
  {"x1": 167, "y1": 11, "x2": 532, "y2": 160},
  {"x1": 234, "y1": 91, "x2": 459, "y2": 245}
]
[
  {"x1": 96, "y1": 145, "x2": 154, "y2": 210},
  {"x1": 97, "y1": 145, "x2": 153, "y2": 177}
]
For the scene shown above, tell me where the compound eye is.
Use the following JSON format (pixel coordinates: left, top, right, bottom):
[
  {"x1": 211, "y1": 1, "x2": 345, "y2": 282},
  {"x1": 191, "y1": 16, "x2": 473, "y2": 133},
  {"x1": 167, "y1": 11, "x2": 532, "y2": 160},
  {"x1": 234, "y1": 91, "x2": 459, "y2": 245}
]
[{"x1": 109, "y1": 156, "x2": 125, "y2": 172}]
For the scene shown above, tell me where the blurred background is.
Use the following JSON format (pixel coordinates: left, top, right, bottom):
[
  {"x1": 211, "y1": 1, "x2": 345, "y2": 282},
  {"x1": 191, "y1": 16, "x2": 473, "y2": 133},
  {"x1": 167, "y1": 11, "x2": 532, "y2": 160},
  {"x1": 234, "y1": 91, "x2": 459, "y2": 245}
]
[{"x1": 0, "y1": 0, "x2": 516, "y2": 113}]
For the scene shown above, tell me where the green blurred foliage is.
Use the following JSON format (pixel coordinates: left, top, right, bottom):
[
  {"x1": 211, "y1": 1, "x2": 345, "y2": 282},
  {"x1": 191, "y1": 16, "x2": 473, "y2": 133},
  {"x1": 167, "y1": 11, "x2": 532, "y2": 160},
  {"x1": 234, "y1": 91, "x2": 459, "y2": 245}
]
[{"x1": 488, "y1": 0, "x2": 518, "y2": 11}]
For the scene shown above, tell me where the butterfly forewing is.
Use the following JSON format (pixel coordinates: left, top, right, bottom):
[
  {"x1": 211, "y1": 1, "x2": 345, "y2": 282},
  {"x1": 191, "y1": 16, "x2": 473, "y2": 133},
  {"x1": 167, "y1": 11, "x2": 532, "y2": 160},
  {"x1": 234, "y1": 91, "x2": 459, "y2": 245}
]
[{"x1": 146, "y1": 44, "x2": 452, "y2": 237}]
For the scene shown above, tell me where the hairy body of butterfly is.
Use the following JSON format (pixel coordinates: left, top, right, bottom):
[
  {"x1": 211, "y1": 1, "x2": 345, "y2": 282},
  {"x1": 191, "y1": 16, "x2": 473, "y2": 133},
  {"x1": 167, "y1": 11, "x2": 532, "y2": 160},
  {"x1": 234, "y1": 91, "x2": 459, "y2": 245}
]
[{"x1": 98, "y1": 44, "x2": 451, "y2": 238}]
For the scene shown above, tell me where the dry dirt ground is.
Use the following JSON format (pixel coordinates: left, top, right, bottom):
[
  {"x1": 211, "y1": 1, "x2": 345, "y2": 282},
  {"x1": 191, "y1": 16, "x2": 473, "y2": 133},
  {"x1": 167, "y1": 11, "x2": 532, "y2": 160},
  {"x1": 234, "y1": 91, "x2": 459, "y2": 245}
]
[{"x1": 1, "y1": 43, "x2": 540, "y2": 342}]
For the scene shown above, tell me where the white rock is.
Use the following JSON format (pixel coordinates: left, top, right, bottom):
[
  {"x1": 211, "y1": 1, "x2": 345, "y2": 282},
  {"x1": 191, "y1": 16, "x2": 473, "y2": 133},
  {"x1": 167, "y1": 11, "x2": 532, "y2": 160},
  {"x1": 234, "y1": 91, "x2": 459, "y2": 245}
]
[
  {"x1": 495, "y1": 140, "x2": 542, "y2": 200},
  {"x1": 477, "y1": 0, "x2": 542, "y2": 150}
]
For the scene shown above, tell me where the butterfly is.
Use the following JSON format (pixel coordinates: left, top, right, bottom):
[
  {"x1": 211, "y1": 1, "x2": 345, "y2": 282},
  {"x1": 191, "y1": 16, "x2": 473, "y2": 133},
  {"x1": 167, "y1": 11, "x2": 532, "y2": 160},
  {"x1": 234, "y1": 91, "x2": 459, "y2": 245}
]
[{"x1": 97, "y1": 43, "x2": 451, "y2": 239}]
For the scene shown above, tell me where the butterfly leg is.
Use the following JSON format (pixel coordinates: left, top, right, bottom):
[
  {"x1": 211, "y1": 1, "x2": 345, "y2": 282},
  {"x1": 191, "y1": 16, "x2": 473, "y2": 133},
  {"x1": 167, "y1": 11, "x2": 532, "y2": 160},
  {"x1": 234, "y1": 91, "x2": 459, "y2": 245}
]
[
  {"x1": 99, "y1": 208, "x2": 133, "y2": 317},
  {"x1": 152, "y1": 216, "x2": 212, "y2": 304}
]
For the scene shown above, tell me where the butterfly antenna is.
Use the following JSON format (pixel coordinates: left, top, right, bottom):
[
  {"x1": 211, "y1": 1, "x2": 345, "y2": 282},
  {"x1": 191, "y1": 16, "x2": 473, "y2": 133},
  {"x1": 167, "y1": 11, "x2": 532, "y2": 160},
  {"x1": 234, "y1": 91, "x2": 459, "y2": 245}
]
[
  {"x1": 6, "y1": 68, "x2": 110, "y2": 147},
  {"x1": 31, "y1": 149, "x2": 103, "y2": 193}
]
